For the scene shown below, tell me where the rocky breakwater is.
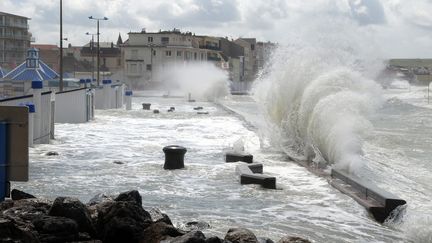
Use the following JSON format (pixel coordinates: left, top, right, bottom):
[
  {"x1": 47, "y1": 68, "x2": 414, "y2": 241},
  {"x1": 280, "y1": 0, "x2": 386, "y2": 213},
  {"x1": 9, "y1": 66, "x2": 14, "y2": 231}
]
[{"x1": 0, "y1": 189, "x2": 311, "y2": 243}]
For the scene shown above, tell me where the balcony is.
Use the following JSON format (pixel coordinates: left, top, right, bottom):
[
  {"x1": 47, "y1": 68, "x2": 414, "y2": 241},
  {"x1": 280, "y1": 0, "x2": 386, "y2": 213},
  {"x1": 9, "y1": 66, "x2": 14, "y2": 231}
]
[
  {"x1": 207, "y1": 56, "x2": 221, "y2": 61},
  {"x1": 0, "y1": 21, "x2": 29, "y2": 29},
  {"x1": 199, "y1": 45, "x2": 220, "y2": 51},
  {"x1": 0, "y1": 33, "x2": 31, "y2": 40}
]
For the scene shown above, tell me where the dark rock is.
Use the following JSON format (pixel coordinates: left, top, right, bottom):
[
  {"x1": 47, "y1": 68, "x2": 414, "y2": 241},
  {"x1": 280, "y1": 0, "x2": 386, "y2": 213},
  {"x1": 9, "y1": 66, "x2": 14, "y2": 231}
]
[
  {"x1": 168, "y1": 109, "x2": 174, "y2": 112},
  {"x1": 278, "y1": 236, "x2": 311, "y2": 243},
  {"x1": 193, "y1": 107, "x2": 203, "y2": 110},
  {"x1": 225, "y1": 228, "x2": 258, "y2": 243},
  {"x1": 45, "y1": 151, "x2": 59, "y2": 156},
  {"x1": 206, "y1": 236, "x2": 231, "y2": 243},
  {"x1": 153, "y1": 109, "x2": 160, "y2": 114},
  {"x1": 197, "y1": 111, "x2": 209, "y2": 115},
  {"x1": 170, "y1": 107, "x2": 176, "y2": 111},
  {"x1": 96, "y1": 201, "x2": 152, "y2": 243},
  {"x1": 115, "y1": 190, "x2": 142, "y2": 206},
  {"x1": 141, "y1": 221, "x2": 184, "y2": 243},
  {"x1": 148, "y1": 208, "x2": 173, "y2": 225},
  {"x1": 179, "y1": 221, "x2": 210, "y2": 232},
  {"x1": 11, "y1": 189, "x2": 36, "y2": 200},
  {"x1": 170, "y1": 230, "x2": 206, "y2": 243},
  {"x1": 33, "y1": 215, "x2": 79, "y2": 243},
  {"x1": 48, "y1": 197, "x2": 95, "y2": 236},
  {"x1": 3, "y1": 198, "x2": 51, "y2": 223},
  {"x1": 0, "y1": 200, "x2": 14, "y2": 211},
  {"x1": 0, "y1": 217, "x2": 39, "y2": 243},
  {"x1": 258, "y1": 237, "x2": 275, "y2": 243},
  {"x1": 113, "y1": 160, "x2": 124, "y2": 165}
]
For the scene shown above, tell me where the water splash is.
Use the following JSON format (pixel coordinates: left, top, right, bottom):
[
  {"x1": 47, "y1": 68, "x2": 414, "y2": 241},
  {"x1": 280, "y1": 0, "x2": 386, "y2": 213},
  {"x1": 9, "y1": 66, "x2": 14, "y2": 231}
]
[
  {"x1": 160, "y1": 62, "x2": 230, "y2": 101},
  {"x1": 253, "y1": 36, "x2": 383, "y2": 173}
]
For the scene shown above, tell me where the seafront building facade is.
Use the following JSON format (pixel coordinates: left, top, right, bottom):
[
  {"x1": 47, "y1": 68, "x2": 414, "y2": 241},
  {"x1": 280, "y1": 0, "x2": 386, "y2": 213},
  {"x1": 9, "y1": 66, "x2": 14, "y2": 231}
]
[
  {"x1": 0, "y1": 12, "x2": 32, "y2": 70},
  {"x1": 121, "y1": 29, "x2": 209, "y2": 88}
]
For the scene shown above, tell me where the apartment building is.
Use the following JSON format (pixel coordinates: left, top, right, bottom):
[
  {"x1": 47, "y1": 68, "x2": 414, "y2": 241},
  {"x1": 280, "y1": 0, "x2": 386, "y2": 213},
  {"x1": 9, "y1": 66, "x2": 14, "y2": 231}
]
[
  {"x1": 122, "y1": 29, "x2": 208, "y2": 88},
  {"x1": 0, "y1": 12, "x2": 32, "y2": 70},
  {"x1": 234, "y1": 38, "x2": 257, "y2": 82}
]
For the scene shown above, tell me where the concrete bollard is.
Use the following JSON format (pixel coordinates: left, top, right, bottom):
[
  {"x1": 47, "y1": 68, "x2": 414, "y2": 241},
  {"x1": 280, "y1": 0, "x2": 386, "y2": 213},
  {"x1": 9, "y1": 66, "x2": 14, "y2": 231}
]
[
  {"x1": 235, "y1": 163, "x2": 276, "y2": 189},
  {"x1": 163, "y1": 145, "x2": 187, "y2": 170},
  {"x1": 31, "y1": 80, "x2": 43, "y2": 144},
  {"x1": 142, "y1": 103, "x2": 151, "y2": 110},
  {"x1": 225, "y1": 151, "x2": 253, "y2": 163},
  {"x1": 102, "y1": 79, "x2": 112, "y2": 110},
  {"x1": 125, "y1": 90, "x2": 133, "y2": 110}
]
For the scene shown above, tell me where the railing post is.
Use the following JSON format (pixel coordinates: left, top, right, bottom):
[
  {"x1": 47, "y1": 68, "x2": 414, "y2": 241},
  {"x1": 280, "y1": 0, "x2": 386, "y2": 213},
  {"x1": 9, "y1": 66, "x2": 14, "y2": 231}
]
[{"x1": 0, "y1": 121, "x2": 7, "y2": 201}]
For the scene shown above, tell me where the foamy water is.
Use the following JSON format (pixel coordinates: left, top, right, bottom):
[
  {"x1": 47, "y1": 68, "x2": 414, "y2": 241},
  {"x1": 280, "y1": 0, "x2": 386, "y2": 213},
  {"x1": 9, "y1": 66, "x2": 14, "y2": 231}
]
[{"x1": 13, "y1": 95, "x2": 408, "y2": 242}]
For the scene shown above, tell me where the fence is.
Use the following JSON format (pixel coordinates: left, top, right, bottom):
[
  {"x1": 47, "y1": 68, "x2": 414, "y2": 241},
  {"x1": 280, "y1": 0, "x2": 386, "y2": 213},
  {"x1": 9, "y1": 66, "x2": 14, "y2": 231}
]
[{"x1": 55, "y1": 88, "x2": 95, "y2": 123}]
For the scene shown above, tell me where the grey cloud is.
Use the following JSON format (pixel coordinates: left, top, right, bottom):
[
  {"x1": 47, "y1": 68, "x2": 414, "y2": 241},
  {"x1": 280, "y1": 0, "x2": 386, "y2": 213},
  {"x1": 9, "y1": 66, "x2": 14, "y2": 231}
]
[{"x1": 148, "y1": 0, "x2": 240, "y2": 28}]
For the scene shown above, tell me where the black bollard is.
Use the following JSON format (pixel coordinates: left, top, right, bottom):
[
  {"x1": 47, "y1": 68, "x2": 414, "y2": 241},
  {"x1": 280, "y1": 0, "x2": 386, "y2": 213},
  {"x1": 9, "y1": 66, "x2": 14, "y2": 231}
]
[
  {"x1": 153, "y1": 109, "x2": 160, "y2": 114},
  {"x1": 170, "y1": 107, "x2": 175, "y2": 111},
  {"x1": 163, "y1": 145, "x2": 187, "y2": 170},
  {"x1": 142, "y1": 103, "x2": 151, "y2": 110}
]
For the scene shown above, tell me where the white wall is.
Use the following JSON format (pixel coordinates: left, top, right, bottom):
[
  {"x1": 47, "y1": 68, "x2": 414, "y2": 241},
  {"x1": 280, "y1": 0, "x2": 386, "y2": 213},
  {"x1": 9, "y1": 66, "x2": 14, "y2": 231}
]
[
  {"x1": 55, "y1": 88, "x2": 93, "y2": 123},
  {"x1": 0, "y1": 92, "x2": 53, "y2": 144}
]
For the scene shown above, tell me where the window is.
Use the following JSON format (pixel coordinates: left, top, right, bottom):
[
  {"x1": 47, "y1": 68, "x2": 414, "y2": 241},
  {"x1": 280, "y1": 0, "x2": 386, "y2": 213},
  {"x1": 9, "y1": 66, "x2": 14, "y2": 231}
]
[
  {"x1": 177, "y1": 51, "x2": 182, "y2": 57},
  {"x1": 117, "y1": 58, "x2": 121, "y2": 66},
  {"x1": 251, "y1": 44, "x2": 255, "y2": 50},
  {"x1": 153, "y1": 50, "x2": 156, "y2": 56},
  {"x1": 201, "y1": 53, "x2": 204, "y2": 60},
  {"x1": 146, "y1": 64, "x2": 152, "y2": 71},
  {"x1": 161, "y1": 37, "x2": 169, "y2": 44},
  {"x1": 148, "y1": 36, "x2": 153, "y2": 43},
  {"x1": 131, "y1": 49, "x2": 138, "y2": 59},
  {"x1": 130, "y1": 64, "x2": 138, "y2": 73},
  {"x1": 166, "y1": 50, "x2": 172, "y2": 56},
  {"x1": 194, "y1": 52, "x2": 197, "y2": 60}
]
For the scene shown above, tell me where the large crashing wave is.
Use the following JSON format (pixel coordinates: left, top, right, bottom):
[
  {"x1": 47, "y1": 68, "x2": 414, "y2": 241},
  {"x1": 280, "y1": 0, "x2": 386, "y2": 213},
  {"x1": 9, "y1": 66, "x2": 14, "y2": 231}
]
[{"x1": 253, "y1": 44, "x2": 383, "y2": 173}]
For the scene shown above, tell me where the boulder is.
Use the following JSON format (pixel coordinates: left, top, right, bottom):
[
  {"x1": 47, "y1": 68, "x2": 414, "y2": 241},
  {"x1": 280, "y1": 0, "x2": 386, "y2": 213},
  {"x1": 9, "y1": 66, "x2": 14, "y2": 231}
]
[
  {"x1": 96, "y1": 201, "x2": 152, "y2": 243},
  {"x1": 45, "y1": 151, "x2": 59, "y2": 156},
  {"x1": 0, "y1": 217, "x2": 39, "y2": 242},
  {"x1": 0, "y1": 200, "x2": 14, "y2": 211},
  {"x1": 114, "y1": 190, "x2": 142, "y2": 206},
  {"x1": 141, "y1": 221, "x2": 184, "y2": 243},
  {"x1": 170, "y1": 230, "x2": 206, "y2": 243},
  {"x1": 48, "y1": 197, "x2": 95, "y2": 236},
  {"x1": 258, "y1": 237, "x2": 275, "y2": 243},
  {"x1": 225, "y1": 228, "x2": 259, "y2": 243},
  {"x1": 205, "y1": 236, "x2": 231, "y2": 243},
  {"x1": 32, "y1": 215, "x2": 79, "y2": 243},
  {"x1": 179, "y1": 221, "x2": 210, "y2": 232},
  {"x1": 148, "y1": 207, "x2": 173, "y2": 225},
  {"x1": 278, "y1": 236, "x2": 311, "y2": 243},
  {"x1": 11, "y1": 189, "x2": 36, "y2": 200},
  {"x1": 2, "y1": 198, "x2": 51, "y2": 223}
]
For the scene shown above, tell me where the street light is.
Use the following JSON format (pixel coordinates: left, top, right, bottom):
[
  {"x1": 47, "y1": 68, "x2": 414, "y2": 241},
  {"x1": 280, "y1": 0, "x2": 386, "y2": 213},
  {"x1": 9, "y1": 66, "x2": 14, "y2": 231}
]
[
  {"x1": 86, "y1": 32, "x2": 96, "y2": 84},
  {"x1": 59, "y1": 0, "x2": 64, "y2": 91},
  {"x1": 88, "y1": 16, "x2": 108, "y2": 86}
]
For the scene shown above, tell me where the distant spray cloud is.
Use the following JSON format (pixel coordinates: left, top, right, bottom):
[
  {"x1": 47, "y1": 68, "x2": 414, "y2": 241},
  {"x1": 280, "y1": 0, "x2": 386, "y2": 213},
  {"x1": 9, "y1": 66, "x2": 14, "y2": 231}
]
[{"x1": 348, "y1": 0, "x2": 386, "y2": 25}]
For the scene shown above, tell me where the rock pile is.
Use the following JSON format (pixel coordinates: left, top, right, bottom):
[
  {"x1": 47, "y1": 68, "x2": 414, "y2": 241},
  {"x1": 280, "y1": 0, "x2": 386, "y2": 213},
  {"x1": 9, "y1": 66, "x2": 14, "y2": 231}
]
[{"x1": 0, "y1": 189, "x2": 311, "y2": 243}]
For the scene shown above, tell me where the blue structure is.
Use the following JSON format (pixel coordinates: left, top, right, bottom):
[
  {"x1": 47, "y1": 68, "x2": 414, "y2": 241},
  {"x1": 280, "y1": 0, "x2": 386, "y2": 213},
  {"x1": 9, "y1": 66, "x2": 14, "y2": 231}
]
[
  {"x1": 0, "y1": 67, "x2": 4, "y2": 78},
  {"x1": 0, "y1": 121, "x2": 6, "y2": 201},
  {"x1": 3, "y1": 48, "x2": 59, "y2": 81}
]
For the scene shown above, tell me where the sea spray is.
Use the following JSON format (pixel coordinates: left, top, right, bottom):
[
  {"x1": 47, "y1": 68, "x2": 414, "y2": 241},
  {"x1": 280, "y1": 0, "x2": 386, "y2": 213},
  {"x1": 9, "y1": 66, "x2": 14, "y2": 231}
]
[
  {"x1": 253, "y1": 43, "x2": 383, "y2": 173},
  {"x1": 160, "y1": 62, "x2": 230, "y2": 101}
]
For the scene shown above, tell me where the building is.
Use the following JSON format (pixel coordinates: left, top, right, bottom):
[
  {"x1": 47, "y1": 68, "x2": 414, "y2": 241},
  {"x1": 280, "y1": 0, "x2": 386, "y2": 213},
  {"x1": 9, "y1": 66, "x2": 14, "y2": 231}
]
[
  {"x1": 0, "y1": 11, "x2": 32, "y2": 70},
  {"x1": 80, "y1": 41, "x2": 121, "y2": 73},
  {"x1": 234, "y1": 38, "x2": 258, "y2": 82},
  {"x1": 388, "y1": 59, "x2": 432, "y2": 85},
  {"x1": 31, "y1": 44, "x2": 60, "y2": 72},
  {"x1": 256, "y1": 41, "x2": 276, "y2": 70},
  {"x1": 0, "y1": 66, "x2": 4, "y2": 78},
  {"x1": 122, "y1": 28, "x2": 208, "y2": 88},
  {"x1": 1, "y1": 48, "x2": 59, "y2": 96}
]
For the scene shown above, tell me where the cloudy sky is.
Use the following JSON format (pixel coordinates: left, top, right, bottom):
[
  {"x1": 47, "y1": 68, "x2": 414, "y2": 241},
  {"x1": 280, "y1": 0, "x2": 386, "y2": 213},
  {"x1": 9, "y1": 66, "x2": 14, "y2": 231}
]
[{"x1": 1, "y1": 0, "x2": 431, "y2": 58}]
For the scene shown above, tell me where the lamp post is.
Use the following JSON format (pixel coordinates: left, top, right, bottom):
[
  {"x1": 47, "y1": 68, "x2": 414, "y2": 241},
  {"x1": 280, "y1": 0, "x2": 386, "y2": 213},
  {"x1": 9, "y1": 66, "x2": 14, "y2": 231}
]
[
  {"x1": 88, "y1": 16, "x2": 108, "y2": 87},
  {"x1": 59, "y1": 0, "x2": 63, "y2": 91},
  {"x1": 86, "y1": 32, "x2": 96, "y2": 84}
]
